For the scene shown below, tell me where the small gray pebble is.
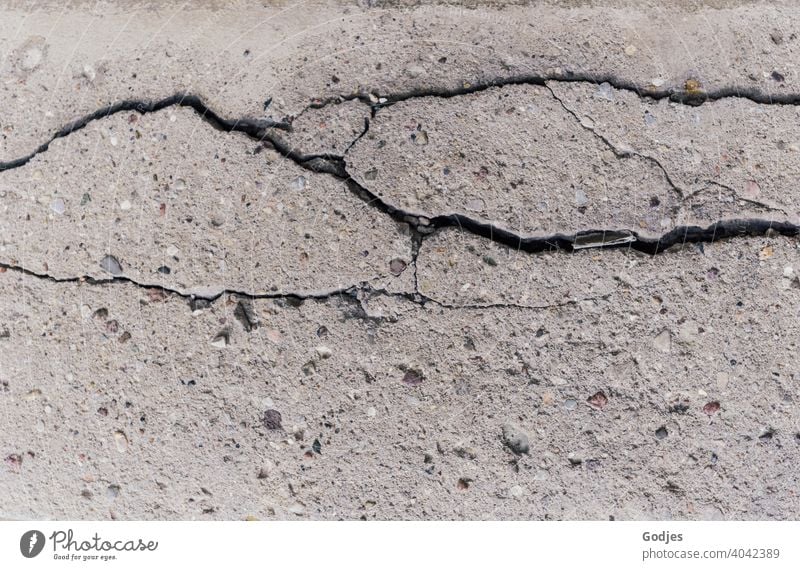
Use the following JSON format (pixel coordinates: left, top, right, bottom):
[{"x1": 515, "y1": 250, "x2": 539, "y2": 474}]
[
  {"x1": 502, "y1": 423, "x2": 530, "y2": 455},
  {"x1": 99, "y1": 255, "x2": 123, "y2": 276}
]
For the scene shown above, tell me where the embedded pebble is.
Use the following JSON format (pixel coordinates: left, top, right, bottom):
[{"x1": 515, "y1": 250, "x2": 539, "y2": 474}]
[
  {"x1": 389, "y1": 258, "x2": 407, "y2": 276},
  {"x1": 99, "y1": 255, "x2": 123, "y2": 276},
  {"x1": 50, "y1": 198, "x2": 65, "y2": 215},
  {"x1": 291, "y1": 176, "x2": 306, "y2": 190},
  {"x1": 401, "y1": 369, "x2": 424, "y2": 386},
  {"x1": 262, "y1": 409, "x2": 283, "y2": 430},
  {"x1": 82, "y1": 64, "x2": 96, "y2": 81},
  {"x1": 19, "y1": 41, "x2": 44, "y2": 71},
  {"x1": 288, "y1": 502, "x2": 306, "y2": 515},
  {"x1": 465, "y1": 198, "x2": 485, "y2": 212},
  {"x1": 315, "y1": 345, "x2": 332, "y2": 359},
  {"x1": 743, "y1": 180, "x2": 760, "y2": 199},
  {"x1": 209, "y1": 330, "x2": 229, "y2": 348},
  {"x1": 113, "y1": 431, "x2": 128, "y2": 453},
  {"x1": 587, "y1": 391, "x2": 608, "y2": 409},
  {"x1": 501, "y1": 423, "x2": 530, "y2": 455},
  {"x1": 595, "y1": 82, "x2": 614, "y2": 100}
]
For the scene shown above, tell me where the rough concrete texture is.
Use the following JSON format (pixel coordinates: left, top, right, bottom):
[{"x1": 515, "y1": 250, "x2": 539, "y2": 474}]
[
  {"x1": 2, "y1": 1, "x2": 800, "y2": 521},
  {"x1": 0, "y1": 107, "x2": 413, "y2": 297},
  {"x1": 348, "y1": 84, "x2": 685, "y2": 236}
]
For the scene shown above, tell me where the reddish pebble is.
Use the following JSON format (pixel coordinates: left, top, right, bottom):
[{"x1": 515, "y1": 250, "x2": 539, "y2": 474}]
[{"x1": 587, "y1": 390, "x2": 608, "y2": 409}]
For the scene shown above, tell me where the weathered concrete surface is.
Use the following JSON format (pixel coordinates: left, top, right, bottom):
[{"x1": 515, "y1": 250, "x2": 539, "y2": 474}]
[
  {"x1": 0, "y1": 107, "x2": 413, "y2": 297},
  {"x1": 2, "y1": 1, "x2": 800, "y2": 521},
  {"x1": 3, "y1": 236, "x2": 800, "y2": 520},
  {"x1": 348, "y1": 84, "x2": 684, "y2": 236}
]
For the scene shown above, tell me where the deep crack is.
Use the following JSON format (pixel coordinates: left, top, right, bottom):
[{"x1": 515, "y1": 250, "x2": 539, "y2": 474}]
[
  {"x1": 0, "y1": 93, "x2": 291, "y2": 173},
  {"x1": 1, "y1": 77, "x2": 799, "y2": 305},
  {"x1": 298, "y1": 71, "x2": 800, "y2": 116}
]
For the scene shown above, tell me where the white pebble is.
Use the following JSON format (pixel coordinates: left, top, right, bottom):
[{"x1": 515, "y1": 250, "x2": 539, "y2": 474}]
[
  {"x1": 290, "y1": 176, "x2": 306, "y2": 191},
  {"x1": 113, "y1": 431, "x2": 128, "y2": 453},
  {"x1": 50, "y1": 198, "x2": 65, "y2": 215}
]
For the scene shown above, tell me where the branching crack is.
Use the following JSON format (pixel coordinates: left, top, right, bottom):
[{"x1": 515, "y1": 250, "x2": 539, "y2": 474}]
[
  {"x1": 543, "y1": 83, "x2": 686, "y2": 199},
  {"x1": 1, "y1": 77, "x2": 799, "y2": 308},
  {"x1": 699, "y1": 180, "x2": 790, "y2": 217}
]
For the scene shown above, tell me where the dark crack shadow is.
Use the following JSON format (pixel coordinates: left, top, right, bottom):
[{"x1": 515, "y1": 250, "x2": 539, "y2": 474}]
[{"x1": 1, "y1": 76, "x2": 799, "y2": 305}]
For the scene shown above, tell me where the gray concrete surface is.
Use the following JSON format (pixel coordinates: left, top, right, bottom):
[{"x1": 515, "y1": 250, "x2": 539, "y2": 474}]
[{"x1": 2, "y1": 0, "x2": 800, "y2": 520}]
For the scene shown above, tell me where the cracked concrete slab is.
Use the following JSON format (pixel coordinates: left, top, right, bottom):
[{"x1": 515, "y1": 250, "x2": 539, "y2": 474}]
[
  {"x1": 3, "y1": 1, "x2": 800, "y2": 166},
  {"x1": 273, "y1": 99, "x2": 370, "y2": 157},
  {"x1": 3, "y1": 1, "x2": 800, "y2": 522},
  {"x1": 348, "y1": 83, "x2": 684, "y2": 237},
  {"x1": 0, "y1": 106, "x2": 414, "y2": 298},
  {"x1": 2, "y1": 234, "x2": 800, "y2": 520},
  {"x1": 549, "y1": 80, "x2": 800, "y2": 221}
]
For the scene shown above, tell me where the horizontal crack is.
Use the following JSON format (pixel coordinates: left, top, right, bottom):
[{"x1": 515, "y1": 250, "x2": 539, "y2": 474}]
[
  {"x1": 299, "y1": 71, "x2": 800, "y2": 116},
  {"x1": 0, "y1": 93, "x2": 291, "y2": 172},
  {"x1": 1, "y1": 78, "x2": 797, "y2": 306},
  {"x1": 0, "y1": 258, "x2": 615, "y2": 314},
  {"x1": 0, "y1": 259, "x2": 359, "y2": 303},
  {"x1": 430, "y1": 218, "x2": 800, "y2": 255},
  {"x1": 5, "y1": 72, "x2": 799, "y2": 173}
]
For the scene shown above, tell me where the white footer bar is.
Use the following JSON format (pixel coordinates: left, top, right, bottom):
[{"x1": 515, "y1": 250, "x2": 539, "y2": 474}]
[{"x1": 2, "y1": 521, "x2": 798, "y2": 569}]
